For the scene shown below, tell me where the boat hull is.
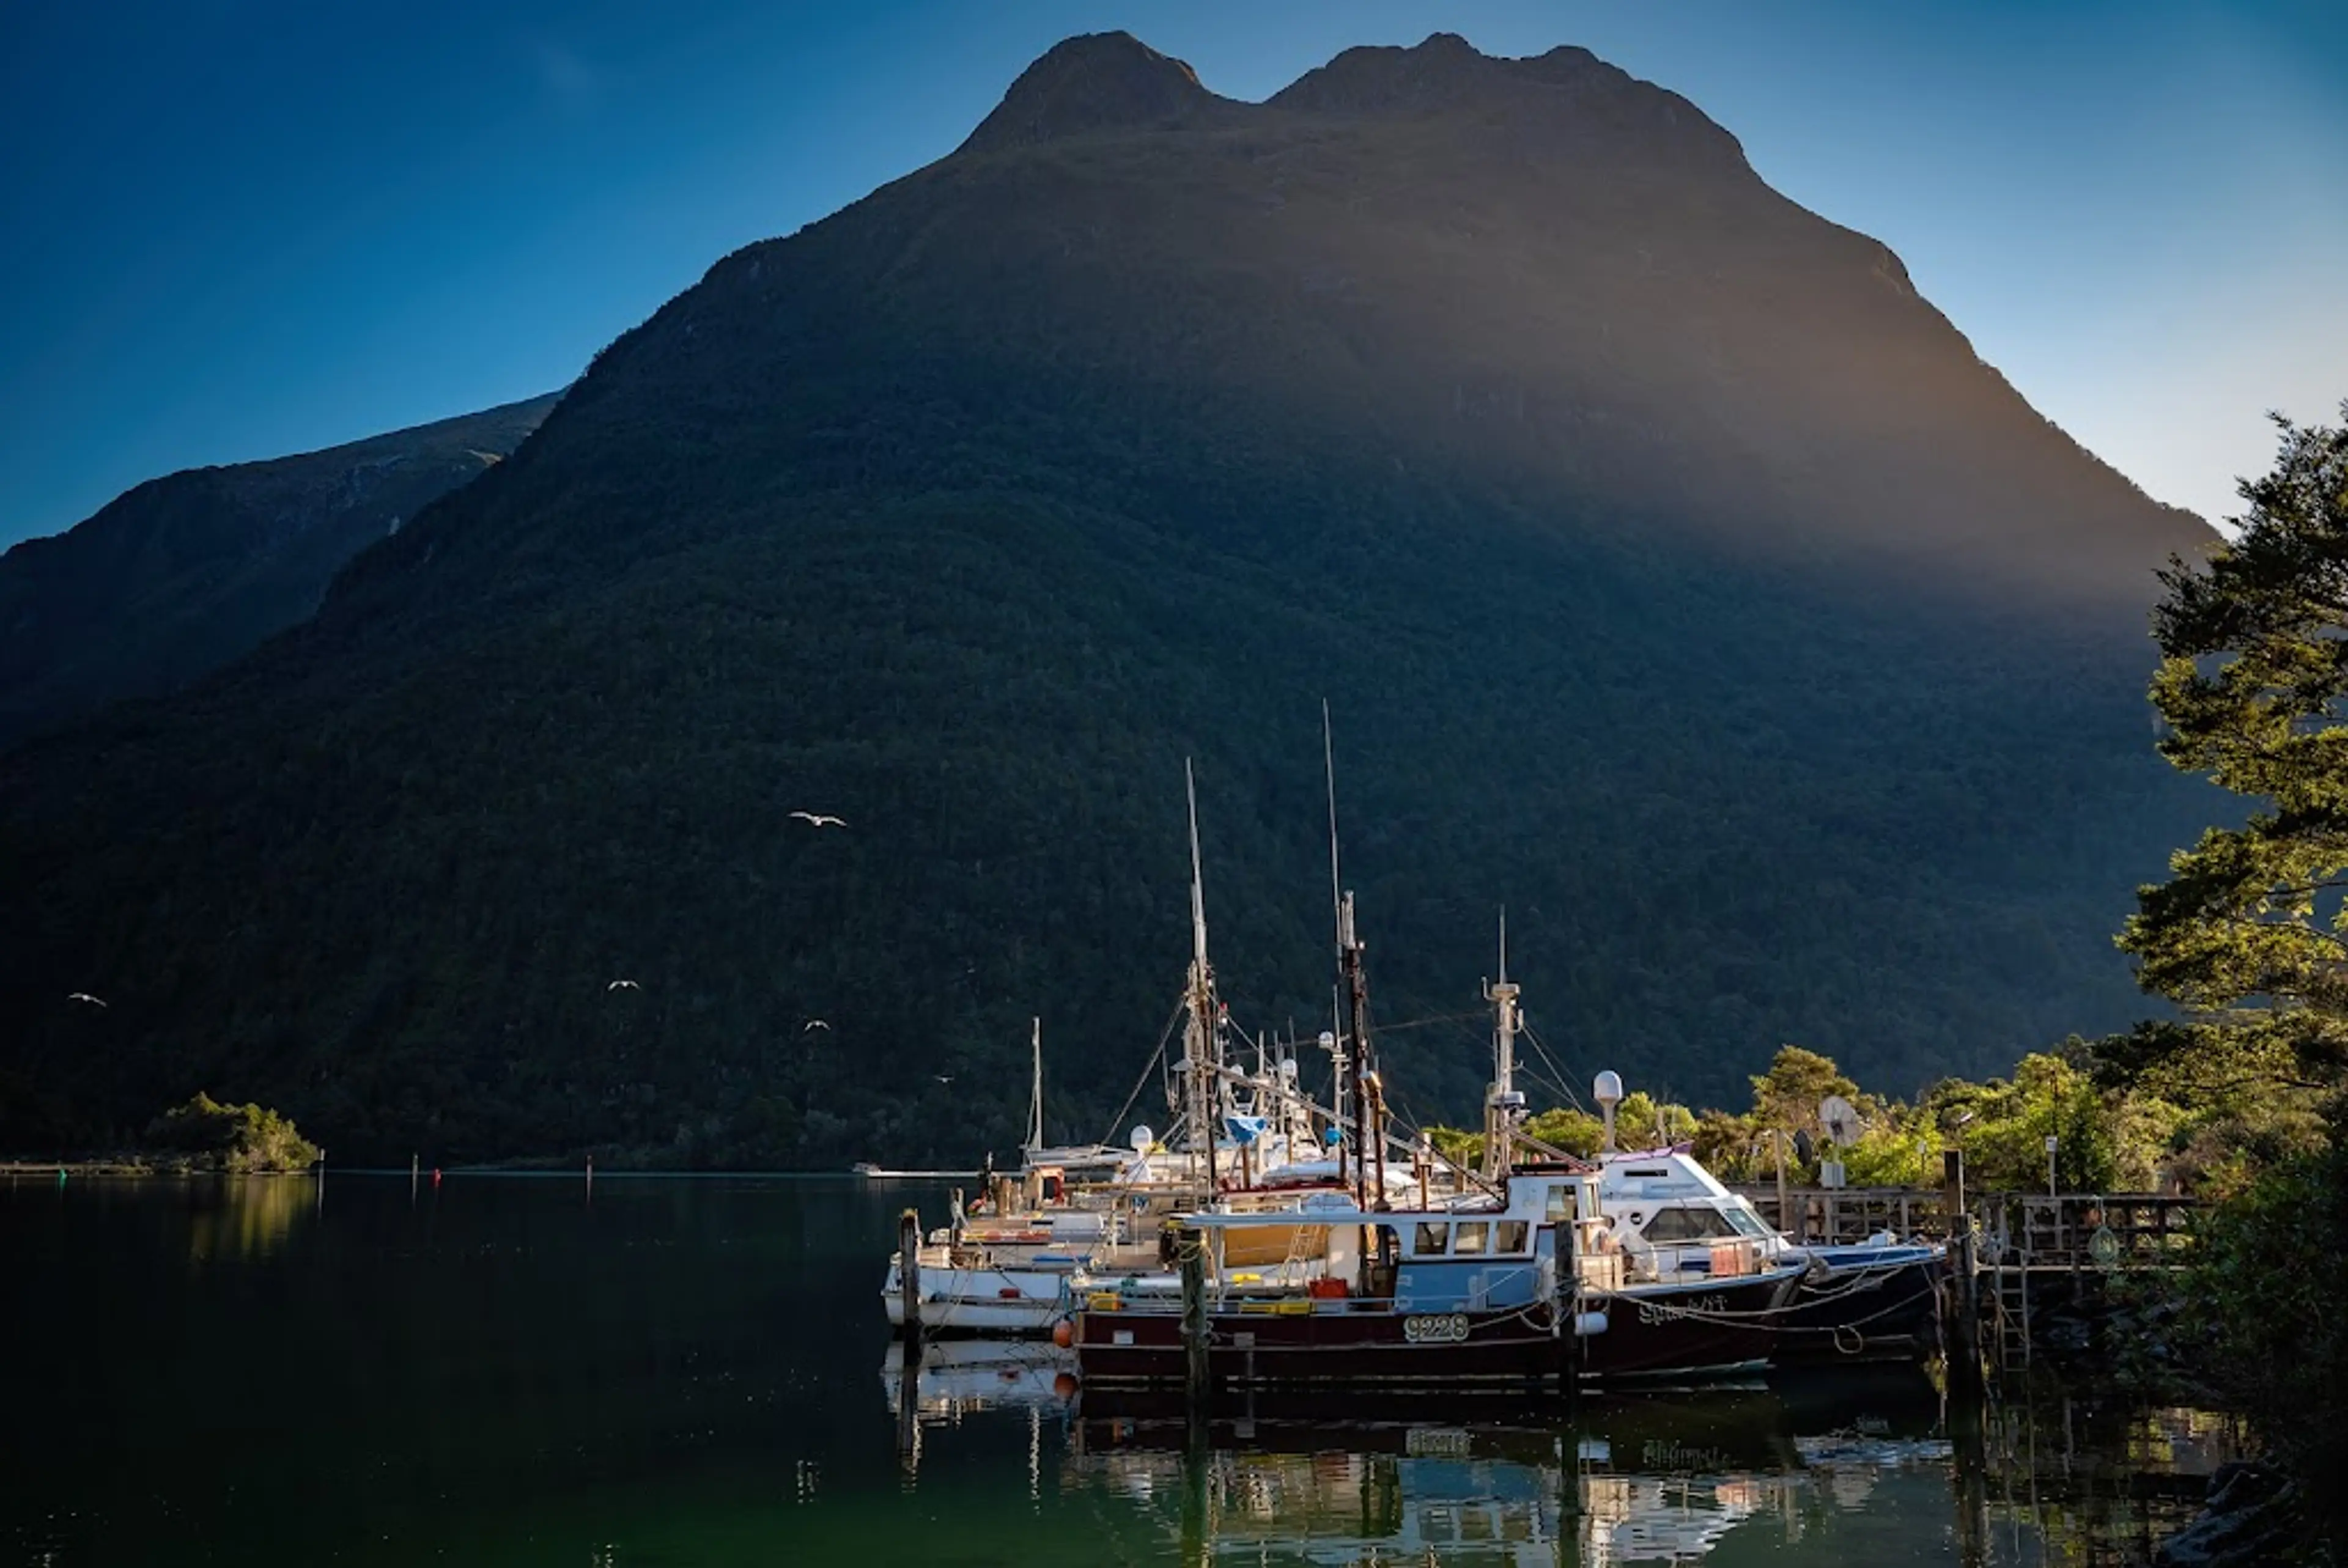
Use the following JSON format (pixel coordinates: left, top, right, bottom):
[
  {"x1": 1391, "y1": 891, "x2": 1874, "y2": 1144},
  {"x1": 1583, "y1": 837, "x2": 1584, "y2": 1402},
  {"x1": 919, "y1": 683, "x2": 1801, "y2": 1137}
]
[
  {"x1": 1074, "y1": 1272, "x2": 1797, "y2": 1387},
  {"x1": 882, "y1": 1257, "x2": 1080, "y2": 1335},
  {"x1": 1772, "y1": 1248, "x2": 1946, "y2": 1362}
]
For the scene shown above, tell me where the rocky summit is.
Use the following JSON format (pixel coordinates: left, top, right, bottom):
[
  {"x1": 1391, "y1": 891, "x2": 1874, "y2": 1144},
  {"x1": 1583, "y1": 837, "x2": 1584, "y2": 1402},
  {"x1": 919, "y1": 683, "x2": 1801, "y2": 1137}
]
[{"x1": 0, "y1": 35, "x2": 2213, "y2": 1166}]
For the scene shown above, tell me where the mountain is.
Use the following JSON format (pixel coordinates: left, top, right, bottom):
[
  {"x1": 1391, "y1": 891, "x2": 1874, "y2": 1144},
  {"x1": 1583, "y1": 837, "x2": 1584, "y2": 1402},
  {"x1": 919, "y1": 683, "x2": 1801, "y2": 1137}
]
[
  {"x1": 0, "y1": 35, "x2": 2215, "y2": 1166},
  {"x1": 0, "y1": 394, "x2": 559, "y2": 747}
]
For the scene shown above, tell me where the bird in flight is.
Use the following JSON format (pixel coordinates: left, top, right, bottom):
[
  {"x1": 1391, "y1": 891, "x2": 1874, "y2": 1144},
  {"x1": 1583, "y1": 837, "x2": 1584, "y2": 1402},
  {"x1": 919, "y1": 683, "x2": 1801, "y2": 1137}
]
[
  {"x1": 788, "y1": 811, "x2": 847, "y2": 828},
  {"x1": 803, "y1": 1019, "x2": 832, "y2": 1032},
  {"x1": 67, "y1": 992, "x2": 108, "y2": 1007},
  {"x1": 934, "y1": 1075, "x2": 954, "y2": 1084},
  {"x1": 607, "y1": 979, "x2": 640, "y2": 992}
]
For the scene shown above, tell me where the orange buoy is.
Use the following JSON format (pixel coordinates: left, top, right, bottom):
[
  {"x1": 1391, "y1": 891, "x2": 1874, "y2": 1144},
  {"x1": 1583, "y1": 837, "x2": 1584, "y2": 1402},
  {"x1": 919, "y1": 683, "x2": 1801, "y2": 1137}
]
[
  {"x1": 1053, "y1": 1372, "x2": 1079, "y2": 1400},
  {"x1": 1051, "y1": 1319, "x2": 1076, "y2": 1349}
]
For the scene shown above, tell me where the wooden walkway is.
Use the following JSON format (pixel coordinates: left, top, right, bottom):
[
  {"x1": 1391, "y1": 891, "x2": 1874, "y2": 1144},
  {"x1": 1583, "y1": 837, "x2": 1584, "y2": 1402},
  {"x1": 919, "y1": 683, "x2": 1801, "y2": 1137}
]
[{"x1": 1731, "y1": 1186, "x2": 2198, "y2": 1272}]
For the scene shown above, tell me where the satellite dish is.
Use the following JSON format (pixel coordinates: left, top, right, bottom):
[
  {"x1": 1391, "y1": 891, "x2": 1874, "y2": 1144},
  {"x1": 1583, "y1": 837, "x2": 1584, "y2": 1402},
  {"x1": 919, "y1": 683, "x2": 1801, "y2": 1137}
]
[
  {"x1": 1819, "y1": 1095, "x2": 1861, "y2": 1148},
  {"x1": 1129, "y1": 1124, "x2": 1155, "y2": 1154}
]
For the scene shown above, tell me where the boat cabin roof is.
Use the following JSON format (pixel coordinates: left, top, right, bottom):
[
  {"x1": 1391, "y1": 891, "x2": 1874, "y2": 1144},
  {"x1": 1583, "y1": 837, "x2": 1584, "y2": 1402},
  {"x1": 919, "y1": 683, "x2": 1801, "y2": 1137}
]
[{"x1": 1597, "y1": 1149, "x2": 1737, "y2": 1204}]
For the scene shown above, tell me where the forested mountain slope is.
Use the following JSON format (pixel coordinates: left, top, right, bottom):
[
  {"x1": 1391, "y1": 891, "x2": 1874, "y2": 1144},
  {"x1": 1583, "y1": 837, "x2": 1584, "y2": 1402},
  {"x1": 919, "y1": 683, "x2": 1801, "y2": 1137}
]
[
  {"x1": 0, "y1": 394, "x2": 558, "y2": 746},
  {"x1": 0, "y1": 35, "x2": 2213, "y2": 1165}
]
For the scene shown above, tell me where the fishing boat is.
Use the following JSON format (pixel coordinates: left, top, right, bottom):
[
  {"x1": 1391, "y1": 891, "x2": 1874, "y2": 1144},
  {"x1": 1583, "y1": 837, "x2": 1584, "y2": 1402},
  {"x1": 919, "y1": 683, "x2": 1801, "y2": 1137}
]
[
  {"x1": 1073, "y1": 872, "x2": 1805, "y2": 1388},
  {"x1": 1070, "y1": 1165, "x2": 1806, "y2": 1387},
  {"x1": 883, "y1": 764, "x2": 1455, "y2": 1336},
  {"x1": 1470, "y1": 918, "x2": 1944, "y2": 1364},
  {"x1": 1590, "y1": 1139, "x2": 1944, "y2": 1361}
]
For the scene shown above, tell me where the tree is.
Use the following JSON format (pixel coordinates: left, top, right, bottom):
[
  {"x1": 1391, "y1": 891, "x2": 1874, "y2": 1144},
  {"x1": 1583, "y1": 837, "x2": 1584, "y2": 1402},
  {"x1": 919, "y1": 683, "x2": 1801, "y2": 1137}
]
[
  {"x1": 144, "y1": 1092, "x2": 322, "y2": 1172},
  {"x1": 2111, "y1": 405, "x2": 2348, "y2": 1545},
  {"x1": 1749, "y1": 1045, "x2": 1858, "y2": 1138},
  {"x1": 2116, "y1": 406, "x2": 2348, "y2": 1106}
]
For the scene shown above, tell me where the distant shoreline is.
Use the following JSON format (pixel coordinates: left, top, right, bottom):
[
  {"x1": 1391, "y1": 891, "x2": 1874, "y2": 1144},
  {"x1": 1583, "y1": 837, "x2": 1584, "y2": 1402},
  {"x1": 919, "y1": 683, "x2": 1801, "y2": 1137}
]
[
  {"x1": 0, "y1": 1158, "x2": 314, "y2": 1177},
  {"x1": 0, "y1": 1160, "x2": 956, "y2": 1180}
]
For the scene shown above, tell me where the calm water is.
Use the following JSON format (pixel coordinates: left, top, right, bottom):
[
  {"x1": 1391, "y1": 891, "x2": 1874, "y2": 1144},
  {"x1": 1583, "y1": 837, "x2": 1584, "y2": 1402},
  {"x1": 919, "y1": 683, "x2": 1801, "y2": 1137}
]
[{"x1": 0, "y1": 1172, "x2": 2237, "y2": 1566}]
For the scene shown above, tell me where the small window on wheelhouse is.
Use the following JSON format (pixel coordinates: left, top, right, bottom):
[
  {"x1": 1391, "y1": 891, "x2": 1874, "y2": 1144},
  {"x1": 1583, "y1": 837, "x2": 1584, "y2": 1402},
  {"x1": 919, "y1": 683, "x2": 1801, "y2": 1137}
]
[
  {"x1": 1642, "y1": 1207, "x2": 1739, "y2": 1242},
  {"x1": 1453, "y1": 1221, "x2": 1490, "y2": 1255},
  {"x1": 1414, "y1": 1222, "x2": 1450, "y2": 1255},
  {"x1": 1496, "y1": 1221, "x2": 1530, "y2": 1254},
  {"x1": 1545, "y1": 1185, "x2": 1575, "y2": 1223}
]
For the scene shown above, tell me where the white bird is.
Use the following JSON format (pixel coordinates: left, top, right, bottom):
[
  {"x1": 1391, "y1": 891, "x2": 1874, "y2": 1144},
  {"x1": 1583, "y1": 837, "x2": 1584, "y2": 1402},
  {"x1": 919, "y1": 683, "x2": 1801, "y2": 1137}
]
[
  {"x1": 67, "y1": 992, "x2": 108, "y2": 1007},
  {"x1": 607, "y1": 979, "x2": 640, "y2": 992},
  {"x1": 788, "y1": 811, "x2": 847, "y2": 828},
  {"x1": 934, "y1": 1075, "x2": 954, "y2": 1084},
  {"x1": 803, "y1": 1019, "x2": 832, "y2": 1032}
]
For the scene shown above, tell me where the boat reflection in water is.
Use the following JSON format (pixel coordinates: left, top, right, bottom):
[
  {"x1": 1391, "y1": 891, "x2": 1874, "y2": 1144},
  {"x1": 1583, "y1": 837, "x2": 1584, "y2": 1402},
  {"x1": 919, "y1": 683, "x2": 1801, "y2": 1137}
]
[
  {"x1": 877, "y1": 1338, "x2": 1082, "y2": 1421},
  {"x1": 879, "y1": 1344, "x2": 2245, "y2": 1564},
  {"x1": 1058, "y1": 1372, "x2": 1945, "y2": 1566}
]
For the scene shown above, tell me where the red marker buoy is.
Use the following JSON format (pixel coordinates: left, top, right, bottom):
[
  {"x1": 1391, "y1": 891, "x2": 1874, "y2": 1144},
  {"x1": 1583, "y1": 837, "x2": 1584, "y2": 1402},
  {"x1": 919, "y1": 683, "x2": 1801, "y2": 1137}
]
[{"x1": 432, "y1": 1168, "x2": 442, "y2": 1185}]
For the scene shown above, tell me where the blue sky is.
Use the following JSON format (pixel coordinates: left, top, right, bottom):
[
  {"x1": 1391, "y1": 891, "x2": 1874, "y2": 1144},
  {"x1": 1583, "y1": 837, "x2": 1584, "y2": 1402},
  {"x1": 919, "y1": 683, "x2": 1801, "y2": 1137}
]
[{"x1": 2, "y1": 0, "x2": 2342, "y2": 547}]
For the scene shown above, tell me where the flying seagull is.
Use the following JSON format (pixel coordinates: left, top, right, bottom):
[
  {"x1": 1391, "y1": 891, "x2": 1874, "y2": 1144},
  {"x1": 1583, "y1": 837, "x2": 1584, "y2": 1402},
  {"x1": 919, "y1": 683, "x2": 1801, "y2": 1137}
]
[
  {"x1": 934, "y1": 1075, "x2": 954, "y2": 1084},
  {"x1": 607, "y1": 979, "x2": 640, "y2": 992},
  {"x1": 788, "y1": 811, "x2": 847, "y2": 828},
  {"x1": 67, "y1": 992, "x2": 108, "y2": 1007},
  {"x1": 803, "y1": 1019, "x2": 831, "y2": 1032}
]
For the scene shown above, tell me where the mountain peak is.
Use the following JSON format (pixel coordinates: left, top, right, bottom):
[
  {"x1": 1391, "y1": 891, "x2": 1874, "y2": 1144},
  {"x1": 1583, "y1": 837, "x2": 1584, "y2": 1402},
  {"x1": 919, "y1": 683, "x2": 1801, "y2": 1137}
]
[
  {"x1": 959, "y1": 32, "x2": 1224, "y2": 153},
  {"x1": 1269, "y1": 32, "x2": 1746, "y2": 171}
]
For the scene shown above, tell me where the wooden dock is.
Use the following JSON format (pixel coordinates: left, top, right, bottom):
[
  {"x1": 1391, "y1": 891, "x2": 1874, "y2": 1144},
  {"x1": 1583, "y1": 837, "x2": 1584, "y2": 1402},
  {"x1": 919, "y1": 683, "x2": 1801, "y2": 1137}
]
[
  {"x1": 1732, "y1": 1185, "x2": 2198, "y2": 1272},
  {"x1": 1731, "y1": 1177, "x2": 2201, "y2": 1377}
]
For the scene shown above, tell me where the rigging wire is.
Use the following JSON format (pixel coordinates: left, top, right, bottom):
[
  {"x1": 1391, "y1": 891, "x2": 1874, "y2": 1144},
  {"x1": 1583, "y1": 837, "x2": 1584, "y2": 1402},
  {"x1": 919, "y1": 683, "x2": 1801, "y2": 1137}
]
[
  {"x1": 1520, "y1": 1019, "x2": 1590, "y2": 1113},
  {"x1": 1098, "y1": 997, "x2": 1187, "y2": 1149}
]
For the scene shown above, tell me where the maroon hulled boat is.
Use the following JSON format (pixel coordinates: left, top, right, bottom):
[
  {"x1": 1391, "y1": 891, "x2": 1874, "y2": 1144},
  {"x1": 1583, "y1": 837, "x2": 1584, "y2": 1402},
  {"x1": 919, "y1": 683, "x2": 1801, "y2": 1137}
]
[{"x1": 1072, "y1": 1172, "x2": 1805, "y2": 1389}]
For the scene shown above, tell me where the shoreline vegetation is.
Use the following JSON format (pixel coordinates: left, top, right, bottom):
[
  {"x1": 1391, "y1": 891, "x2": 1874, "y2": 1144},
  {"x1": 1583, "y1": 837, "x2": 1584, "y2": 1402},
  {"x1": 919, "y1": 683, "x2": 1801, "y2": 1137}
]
[{"x1": 3, "y1": 1092, "x2": 327, "y2": 1176}]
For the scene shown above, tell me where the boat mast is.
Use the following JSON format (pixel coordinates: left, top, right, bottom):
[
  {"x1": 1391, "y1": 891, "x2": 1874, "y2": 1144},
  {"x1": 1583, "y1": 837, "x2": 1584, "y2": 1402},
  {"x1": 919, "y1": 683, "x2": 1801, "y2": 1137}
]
[
  {"x1": 1321, "y1": 703, "x2": 1356, "y2": 1199},
  {"x1": 1482, "y1": 910, "x2": 1523, "y2": 1180},
  {"x1": 1183, "y1": 760, "x2": 1220, "y2": 1196},
  {"x1": 1338, "y1": 890, "x2": 1379, "y2": 1209},
  {"x1": 1024, "y1": 1015, "x2": 1044, "y2": 1157}
]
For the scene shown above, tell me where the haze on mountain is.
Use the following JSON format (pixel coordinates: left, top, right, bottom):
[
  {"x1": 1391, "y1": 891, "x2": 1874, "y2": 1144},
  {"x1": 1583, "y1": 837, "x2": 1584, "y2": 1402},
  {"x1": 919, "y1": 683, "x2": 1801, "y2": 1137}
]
[
  {"x1": 0, "y1": 394, "x2": 557, "y2": 748},
  {"x1": 0, "y1": 34, "x2": 2216, "y2": 1166}
]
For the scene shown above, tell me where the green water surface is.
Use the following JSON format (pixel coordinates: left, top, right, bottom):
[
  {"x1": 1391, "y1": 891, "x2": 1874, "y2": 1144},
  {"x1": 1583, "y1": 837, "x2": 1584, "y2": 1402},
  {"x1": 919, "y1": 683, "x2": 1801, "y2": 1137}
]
[{"x1": 0, "y1": 1172, "x2": 2235, "y2": 1565}]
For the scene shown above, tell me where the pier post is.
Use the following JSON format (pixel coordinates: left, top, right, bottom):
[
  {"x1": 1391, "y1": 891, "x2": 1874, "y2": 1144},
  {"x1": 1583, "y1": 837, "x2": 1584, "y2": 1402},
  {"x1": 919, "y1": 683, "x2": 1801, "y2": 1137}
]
[
  {"x1": 1946, "y1": 1216, "x2": 1986, "y2": 1404},
  {"x1": 899, "y1": 1207, "x2": 925, "y2": 1344},
  {"x1": 1180, "y1": 1226, "x2": 1211, "y2": 1412}
]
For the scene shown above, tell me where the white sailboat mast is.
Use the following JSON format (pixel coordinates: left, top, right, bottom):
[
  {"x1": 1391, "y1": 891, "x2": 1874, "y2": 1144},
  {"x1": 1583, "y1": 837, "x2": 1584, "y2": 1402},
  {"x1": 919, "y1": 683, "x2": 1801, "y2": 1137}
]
[{"x1": 1024, "y1": 1015, "x2": 1044, "y2": 1155}]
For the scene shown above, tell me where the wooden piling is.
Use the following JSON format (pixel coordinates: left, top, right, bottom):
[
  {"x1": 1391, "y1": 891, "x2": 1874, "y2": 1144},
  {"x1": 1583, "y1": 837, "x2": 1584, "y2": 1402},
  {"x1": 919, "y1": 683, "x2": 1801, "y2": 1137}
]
[
  {"x1": 1179, "y1": 1225, "x2": 1210, "y2": 1412},
  {"x1": 1947, "y1": 1217, "x2": 1985, "y2": 1404},
  {"x1": 899, "y1": 1208, "x2": 925, "y2": 1344}
]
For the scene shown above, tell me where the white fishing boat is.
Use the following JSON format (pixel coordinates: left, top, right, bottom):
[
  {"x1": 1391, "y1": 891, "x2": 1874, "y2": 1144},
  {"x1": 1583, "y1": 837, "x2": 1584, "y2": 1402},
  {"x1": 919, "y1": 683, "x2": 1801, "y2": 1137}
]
[{"x1": 884, "y1": 762, "x2": 1464, "y2": 1337}]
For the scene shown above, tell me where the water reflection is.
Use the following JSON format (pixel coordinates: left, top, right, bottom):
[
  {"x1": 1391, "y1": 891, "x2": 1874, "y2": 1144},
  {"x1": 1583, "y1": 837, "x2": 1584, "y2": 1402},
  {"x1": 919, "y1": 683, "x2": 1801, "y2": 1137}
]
[
  {"x1": 2, "y1": 1175, "x2": 2252, "y2": 1567},
  {"x1": 1055, "y1": 1374, "x2": 1937, "y2": 1566},
  {"x1": 183, "y1": 1173, "x2": 317, "y2": 1264},
  {"x1": 878, "y1": 1339, "x2": 2245, "y2": 1567}
]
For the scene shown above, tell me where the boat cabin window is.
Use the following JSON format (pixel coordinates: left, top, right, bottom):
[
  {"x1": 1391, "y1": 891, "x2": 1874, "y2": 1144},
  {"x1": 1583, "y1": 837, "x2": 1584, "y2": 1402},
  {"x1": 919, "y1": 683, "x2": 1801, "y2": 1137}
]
[
  {"x1": 1544, "y1": 1185, "x2": 1576, "y2": 1223},
  {"x1": 1414, "y1": 1222, "x2": 1450, "y2": 1256},
  {"x1": 1724, "y1": 1207, "x2": 1774, "y2": 1240},
  {"x1": 1496, "y1": 1221, "x2": 1530, "y2": 1254},
  {"x1": 1642, "y1": 1206, "x2": 1740, "y2": 1242},
  {"x1": 1453, "y1": 1221, "x2": 1489, "y2": 1255}
]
